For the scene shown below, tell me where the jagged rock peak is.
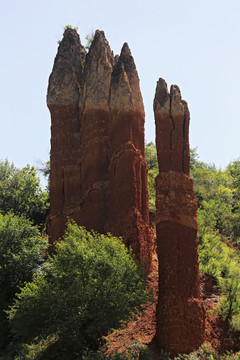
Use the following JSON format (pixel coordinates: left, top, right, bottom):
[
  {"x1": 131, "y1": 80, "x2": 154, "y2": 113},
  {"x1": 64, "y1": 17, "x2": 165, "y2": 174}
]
[
  {"x1": 86, "y1": 29, "x2": 114, "y2": 67},
  {"x1": 154, "y1": 77, "x2": 190, "y2": 174},
  {"x1": 154, "y1": 78, "x2": 186, "y2": 116},
  {"x1": 81, "y1": 29, "x2": 114, "y2": 110},
  {"x1": 170, "y1": 83, "x2": 185, "y2": 117},
  {"x1": 170, "y1": 83, "x2": 181, "y2": 98},
  {"x1": 47, "y1": 28, "x2": 85, "y2": 106},
  {"x1": 109, "y1": 42, "x2": 144, "y2": 112},
  {"x1": 119, "y1": 42, "x2": 136, "y2": 74},
  {"x1": 60, "y1": 28, "x2": 82, "y2": 52},
  {"x1": 109, "y1": 60, "x2": 133, "y2": 110},
  {"x1": 154, "y1": 78, "x2": 170, "y2": 110},
  {"x1": 170, "y1": 84, "x2": 184, "y2": 109}
]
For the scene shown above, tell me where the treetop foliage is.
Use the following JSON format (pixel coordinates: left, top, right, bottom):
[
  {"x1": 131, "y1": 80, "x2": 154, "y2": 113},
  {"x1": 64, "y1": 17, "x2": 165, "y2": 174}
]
[
  {"x1": 0, "y1": 212, "x2": 48, "y2": 351},
  {"x1": 0, "y1": 159, "x2": 49, "y2": 227}
]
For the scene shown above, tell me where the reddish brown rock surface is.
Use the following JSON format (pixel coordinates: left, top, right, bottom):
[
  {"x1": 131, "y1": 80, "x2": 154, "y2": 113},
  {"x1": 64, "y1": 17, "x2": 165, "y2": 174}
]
[
  {"x1": 47, "y1": 29, "x2": 152, "y2": 266},
  {"x1": 154, "y1": 78, "x2": 205, "y2": 356},
  {"x1": 105, "y1": 43, "x2": 152, "y2": 264},
  {"x1": 47, "y1": 28, "x2": 85, "y2": 242},
  {"x1": 78, "y1": 30, "x2": 114, "y2": 233}
]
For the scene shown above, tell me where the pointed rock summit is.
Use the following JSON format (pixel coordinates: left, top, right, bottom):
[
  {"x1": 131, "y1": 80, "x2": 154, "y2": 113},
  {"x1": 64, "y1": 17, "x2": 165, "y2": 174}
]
[
  {"x1": 153, "y1": 78, "x2": 190, "y2": 174},
  {"x1": 154, "y1": 78, "x2": 205, "y2": 356},
  {"x1": 47, "y1": 29, "x2": 152, "y2": 266}
]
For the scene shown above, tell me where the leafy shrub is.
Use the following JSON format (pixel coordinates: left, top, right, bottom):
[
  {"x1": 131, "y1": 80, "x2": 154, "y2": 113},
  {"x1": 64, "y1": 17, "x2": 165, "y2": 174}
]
[
  {"x1": 0, "y1": 160, "x2": 49, "y2": 226},
  {"x1": 175, "y1": 342, "x2": 240, "y2": 359},
  {"x1": 198, "y1": 232, "x2": 240, "y2": 324},
  {"x1": 64, "y1": 24, "x2": 78, "y2": 31},
  {"x1": 8, "y1": 223, "x2": 150, "y2": 358},
  {"x1": 3, "y1": 340, "x2": 153, "y2": 360},
  {"x1": 0, "y1": 213, "x2": 48, "y2": 351}
]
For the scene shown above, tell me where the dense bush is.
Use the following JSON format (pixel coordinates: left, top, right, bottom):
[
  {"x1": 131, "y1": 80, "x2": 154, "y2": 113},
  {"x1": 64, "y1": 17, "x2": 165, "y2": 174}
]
[
  {"x1": 198, "y1": 233, "x2": 240, "y2": 326},
  {"x1": 0, "y1": 160, "x2": 49, "y2": 226},
  {"x1": 0, "y1": 213, "x2": 48, "y2": 350},
  {"x1": 8, "y1": 223, "x2": 150, "y2": 358}
]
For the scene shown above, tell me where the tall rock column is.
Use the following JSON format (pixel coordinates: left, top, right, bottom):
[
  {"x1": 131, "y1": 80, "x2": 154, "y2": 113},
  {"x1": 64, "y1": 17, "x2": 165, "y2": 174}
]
[
  {"x1": 47, "y1": 29, "x2": 152, "y2": 266},
  {"x1": 79, "y1": 30, "x2": 114, "y2": 233},
  {"x1": 106, "y1": 44, "x2": 152, "y2": 267},
  {"x1": 47, "y1": 28, "x2": 85, "y2": 243},
  {"x1": 154, "y1": 78, "x2": 205, "y2": 355}
]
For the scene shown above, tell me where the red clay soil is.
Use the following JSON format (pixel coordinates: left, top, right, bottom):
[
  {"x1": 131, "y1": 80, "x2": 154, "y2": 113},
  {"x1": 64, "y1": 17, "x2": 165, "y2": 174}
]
[{"x1": 103, "y1": 249, "x2": 240, "y2": 358}]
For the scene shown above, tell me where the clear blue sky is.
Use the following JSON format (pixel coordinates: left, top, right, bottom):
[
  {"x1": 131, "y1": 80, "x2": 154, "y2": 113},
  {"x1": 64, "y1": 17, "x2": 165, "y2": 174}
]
[{"x1": 1, "y1": 0, "x2": 240, "y2": 175}]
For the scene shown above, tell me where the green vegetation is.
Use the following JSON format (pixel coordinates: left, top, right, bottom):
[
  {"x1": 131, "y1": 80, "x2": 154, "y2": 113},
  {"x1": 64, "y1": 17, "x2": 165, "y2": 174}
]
[
  {"x1": 0, "y1": 160, "x2": 49, "y2": 227},
  {"x1": 85, "y1": 33, "x2": 94, "y2": 51},
  {"x1": 64, "y1": 24, "x2": 78, "y2": 31},
  {"x1": 174, "y1": 342, "x2": 240, "y2": 359},
  {"x1": 6, "y1": 223, "x2": 150, "y2": 359},
  {"x1": 145, "y1": 142, "x2": 158, "y2": 211},
  {"x1": 0, "y1": 213, "x2": 48, "y2": 351},
  {"x1": 0, "y1": 160, "x2": 150, "y2": 359},
  {"x1": 1, "y1": 147, "x2": 240, "y2": 358}
]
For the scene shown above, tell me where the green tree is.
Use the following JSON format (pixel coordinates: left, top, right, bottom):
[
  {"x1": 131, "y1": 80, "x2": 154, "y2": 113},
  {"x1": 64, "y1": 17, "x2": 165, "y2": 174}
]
[
  {"x1": 85, "y1": 33, "x2": 94, "y2": 51},
  {"x1": 0, "y1": 160, "x2": 49, "y2": 226},
  {"x1": 145, "y1": 142, "x2": 158, "y2": 211},
  {"x1": 0, "y1": 213, "x2": 48, "y2": 350},
  {"x1": 226, "y1": 160, "x2": 240, "y2": 244},
  {"x1": 37, "y1": 159, "x2": 50, "y2": 191},
  {"x1": 145, "y1": 142, "x2": 158, "y2": 171},
  {"x1": 8, "y1": 223, "x2": 150, "y2": 358},
  {"x1": 190, "y1": 154, "x2": 236, "y2": 240}
]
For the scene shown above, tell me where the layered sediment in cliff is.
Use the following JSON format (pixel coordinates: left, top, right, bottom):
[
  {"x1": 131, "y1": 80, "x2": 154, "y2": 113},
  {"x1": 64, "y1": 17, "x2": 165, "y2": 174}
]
[
  {"x1": 154, "y1": 79, "x2": 205, "y2": 356},
  {"x1": 47, "y1": 29, "x2": 152, "y2": 266}
]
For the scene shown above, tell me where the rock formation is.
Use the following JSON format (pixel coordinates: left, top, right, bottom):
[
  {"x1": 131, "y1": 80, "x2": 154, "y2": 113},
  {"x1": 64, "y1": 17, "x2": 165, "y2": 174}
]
[
  {"x1": 106, "y1": 43, "x2": 152, "y2": 262},
  {"x1": 47, "y1": 28, "x2": 85, "y2": 242},
  {"x1": 78, "y1": 31, "x2": 114, "y2": 233},
  {"x1": 47, "y1": 29, "x2": 152, "y2": 266},
  {"x1": 154, "y1": 78, "x2": 205, "y2": 356}
]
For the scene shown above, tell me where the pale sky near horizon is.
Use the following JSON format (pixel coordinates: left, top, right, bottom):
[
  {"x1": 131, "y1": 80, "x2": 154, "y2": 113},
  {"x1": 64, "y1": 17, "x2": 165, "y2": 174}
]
[{"x1": 1, "y1": 0, "x2": 240, "y2": 180}]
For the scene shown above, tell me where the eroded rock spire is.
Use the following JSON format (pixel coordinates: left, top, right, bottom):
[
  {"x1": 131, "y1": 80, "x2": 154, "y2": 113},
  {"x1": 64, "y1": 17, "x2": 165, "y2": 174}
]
[
  {"x1": 79, "y1": 30, "x2": 114, "y2": 233},
  {"x1": 106, "y1": 43, "x2": 152, "y2": 266},
  {"x1": 154, "y1": 78, "x2": 205, "y2": 356},
  {"x1": 47, "y1": 29, "x2": 152, "y2": 266},
  {"x1": 47, "y1": 28, "x2": 85, "y2": 242}
]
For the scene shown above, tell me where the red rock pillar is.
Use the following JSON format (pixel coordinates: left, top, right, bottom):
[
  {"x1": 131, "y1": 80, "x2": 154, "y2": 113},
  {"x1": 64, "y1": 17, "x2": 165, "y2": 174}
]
[
  {"x1": 78, "y1": 31, "x2": 114, "y2": 233},
  {"x1": 46, "y1": 28, "x2": 85, "y2": 243},
  {"x1": 106, "y1": 44, "x2": 152, "y2": 267},
  {"x1": 47, "y1": 29, "x2": 152, "y2": 266},
  {"x1": 154, "y1": 78, "x2": 205, "y2": 355}
]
